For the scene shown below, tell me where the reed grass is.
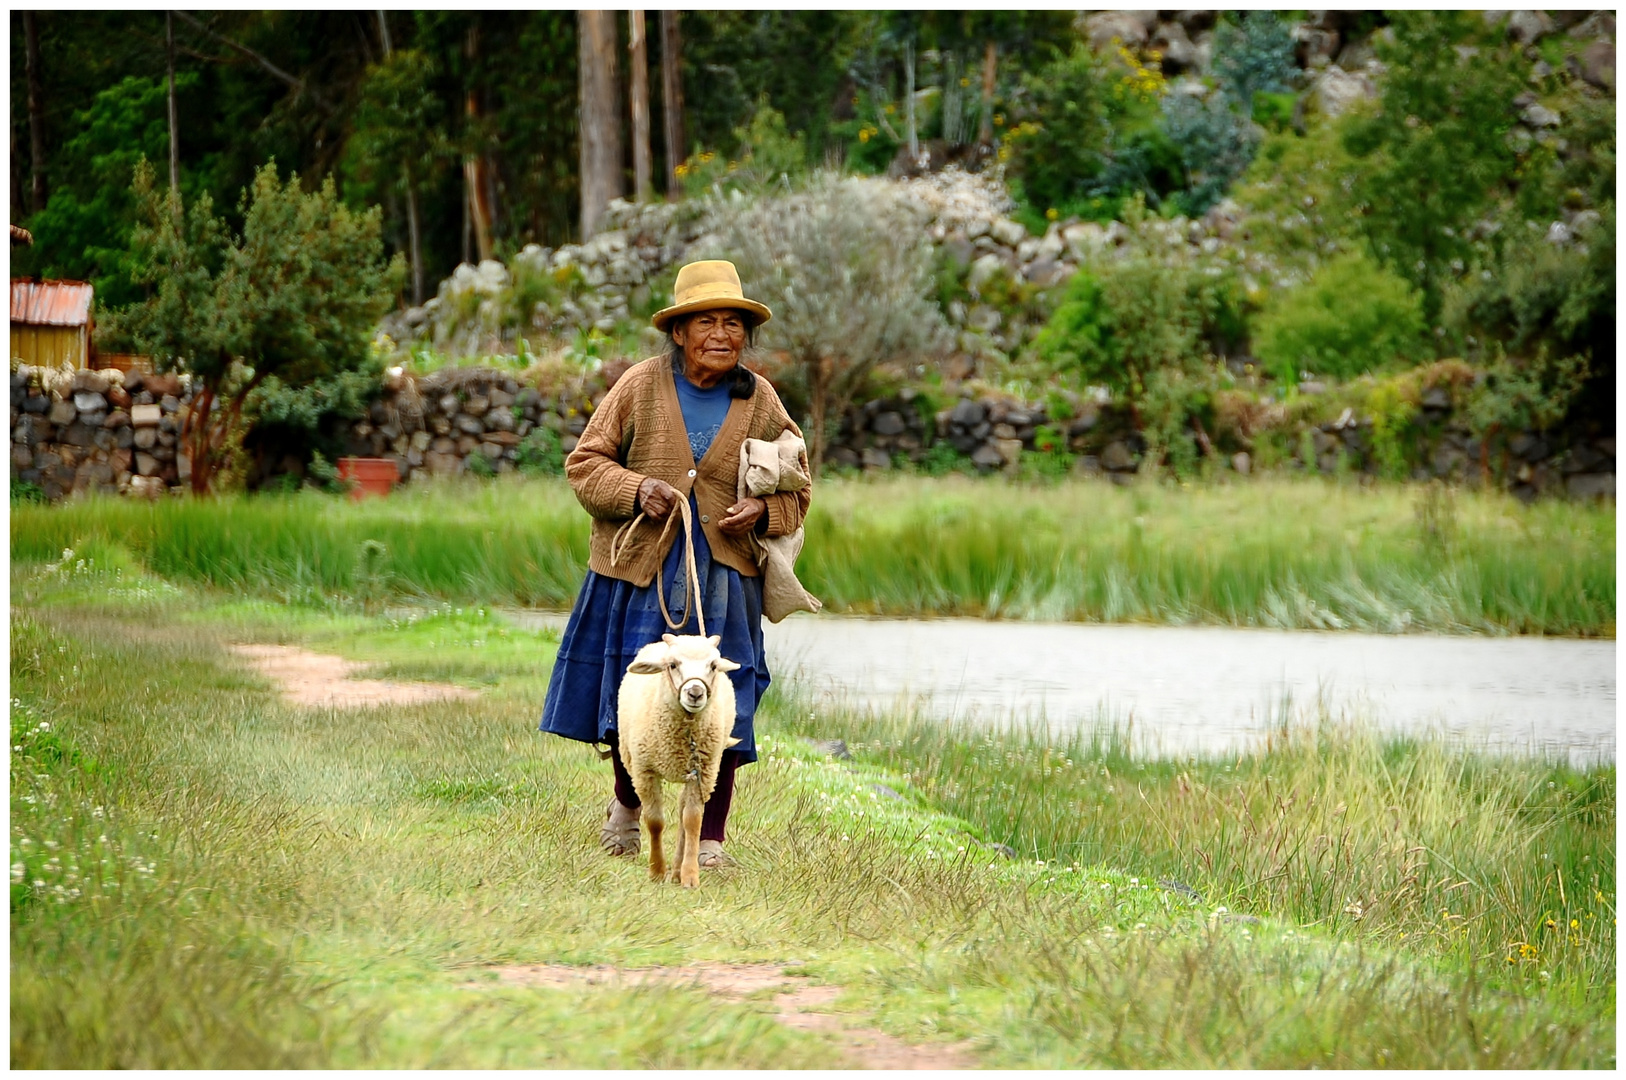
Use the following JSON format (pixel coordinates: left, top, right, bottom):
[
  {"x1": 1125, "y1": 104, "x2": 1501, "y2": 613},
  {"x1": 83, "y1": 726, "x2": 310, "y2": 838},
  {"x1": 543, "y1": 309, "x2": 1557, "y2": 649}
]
[
  {"x1": 9, "y1": 566, "x2": 1614, "y2": 1067},
  {"x1": 10, "y1": 473, "x2": 1616, "y2": 635}
]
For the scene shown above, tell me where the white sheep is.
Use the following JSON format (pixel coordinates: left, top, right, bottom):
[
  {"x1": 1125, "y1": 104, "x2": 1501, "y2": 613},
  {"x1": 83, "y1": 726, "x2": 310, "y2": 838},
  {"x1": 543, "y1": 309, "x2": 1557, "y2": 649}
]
[{"x1": 617, "y1": 633, "x2": 741, "y2": 887}]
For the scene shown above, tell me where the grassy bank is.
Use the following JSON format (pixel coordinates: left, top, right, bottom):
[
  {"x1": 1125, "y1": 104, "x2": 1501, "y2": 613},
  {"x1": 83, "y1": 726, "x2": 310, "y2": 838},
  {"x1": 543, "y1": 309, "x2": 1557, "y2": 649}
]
[
  {"x1": 10, "y1": 564, "x2": 1614, "y2": 1067},
  {"x1": 11, "y1": 474, "x2": 1616, "y2": 635}
]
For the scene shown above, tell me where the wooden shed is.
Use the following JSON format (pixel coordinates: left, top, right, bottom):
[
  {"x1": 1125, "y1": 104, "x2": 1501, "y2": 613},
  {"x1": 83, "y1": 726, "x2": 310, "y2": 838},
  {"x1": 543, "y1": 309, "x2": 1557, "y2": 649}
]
[{"x1": 10, "y1": 278, "x2": 94, "y2": 369}]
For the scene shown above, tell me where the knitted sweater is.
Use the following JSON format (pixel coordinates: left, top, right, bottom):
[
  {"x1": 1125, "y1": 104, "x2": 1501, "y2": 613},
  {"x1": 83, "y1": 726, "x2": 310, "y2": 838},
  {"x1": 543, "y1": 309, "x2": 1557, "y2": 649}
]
[{"x1": 565, "y1": 354, "x2": 811, "y2": 587}]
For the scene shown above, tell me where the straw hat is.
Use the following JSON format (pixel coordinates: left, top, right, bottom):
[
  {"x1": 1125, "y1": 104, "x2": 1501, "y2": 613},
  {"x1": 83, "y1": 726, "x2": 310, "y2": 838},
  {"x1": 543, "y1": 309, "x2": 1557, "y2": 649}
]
[{"x1": 651, "y1": 260, "x2": 772, "y2": 332}]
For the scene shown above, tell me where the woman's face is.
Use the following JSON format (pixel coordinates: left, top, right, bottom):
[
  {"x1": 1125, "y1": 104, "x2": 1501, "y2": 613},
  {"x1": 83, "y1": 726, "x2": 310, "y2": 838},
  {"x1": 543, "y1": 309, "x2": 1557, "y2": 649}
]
[{"x1": 673, "y1": 308, "x2": 749, "y2": 388}]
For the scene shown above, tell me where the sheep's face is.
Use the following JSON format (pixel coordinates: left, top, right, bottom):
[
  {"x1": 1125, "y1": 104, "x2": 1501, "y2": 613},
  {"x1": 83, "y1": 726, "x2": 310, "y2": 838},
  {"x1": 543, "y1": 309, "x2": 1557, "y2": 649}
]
[{"x1": 628, "y1": 634, "x2": 741, "y2": 714}]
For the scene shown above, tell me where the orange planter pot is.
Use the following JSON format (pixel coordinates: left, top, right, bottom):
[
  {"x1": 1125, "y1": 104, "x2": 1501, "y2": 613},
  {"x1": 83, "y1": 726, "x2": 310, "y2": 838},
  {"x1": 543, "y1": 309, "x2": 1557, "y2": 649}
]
[{"x1": 337, "y1": 457, "x2": 398, "y2": 501}]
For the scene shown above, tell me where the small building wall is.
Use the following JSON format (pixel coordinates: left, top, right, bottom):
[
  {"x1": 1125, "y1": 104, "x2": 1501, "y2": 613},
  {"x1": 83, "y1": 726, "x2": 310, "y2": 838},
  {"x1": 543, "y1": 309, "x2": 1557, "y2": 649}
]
[{"x1": 10, "y1": 323, "x2": 87, "y2": 369}]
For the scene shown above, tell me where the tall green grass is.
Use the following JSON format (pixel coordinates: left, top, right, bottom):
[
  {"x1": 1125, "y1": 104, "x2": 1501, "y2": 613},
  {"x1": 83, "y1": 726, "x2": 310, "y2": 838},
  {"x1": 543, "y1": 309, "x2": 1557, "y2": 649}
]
[
  {"x1": 9, "y1": 570, "x2": 1615, "y2": 1066},
  {"x1": 11, "y1": 474, "x2": 1616, "y2": 635},
  {"x1": 775, "y1": 701, "x2": 1616, "y2": 1001}
]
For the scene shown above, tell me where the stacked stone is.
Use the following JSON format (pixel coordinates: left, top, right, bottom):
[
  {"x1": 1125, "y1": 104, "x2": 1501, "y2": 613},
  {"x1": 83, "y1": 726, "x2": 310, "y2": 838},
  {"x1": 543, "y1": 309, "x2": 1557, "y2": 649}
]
[
  {"x1": 333, "y1": 366, "x2": 610, "y2": 484},
  {"x1": 11, "y1": 366, "x2": 190, "y2": 500}
]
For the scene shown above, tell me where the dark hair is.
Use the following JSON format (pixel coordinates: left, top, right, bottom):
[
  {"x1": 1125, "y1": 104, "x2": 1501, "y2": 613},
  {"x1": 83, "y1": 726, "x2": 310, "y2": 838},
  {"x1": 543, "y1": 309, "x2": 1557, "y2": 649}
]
[{"x1": 666, "y1": 311, "x2": 759, "y2": 399}]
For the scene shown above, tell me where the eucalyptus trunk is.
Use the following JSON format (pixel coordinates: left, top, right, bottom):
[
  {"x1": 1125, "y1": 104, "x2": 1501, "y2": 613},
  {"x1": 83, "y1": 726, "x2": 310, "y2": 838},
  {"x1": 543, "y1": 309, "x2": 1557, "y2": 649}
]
[{"x1": 577, "y1": 10, "x2": 624, "y2": 237}]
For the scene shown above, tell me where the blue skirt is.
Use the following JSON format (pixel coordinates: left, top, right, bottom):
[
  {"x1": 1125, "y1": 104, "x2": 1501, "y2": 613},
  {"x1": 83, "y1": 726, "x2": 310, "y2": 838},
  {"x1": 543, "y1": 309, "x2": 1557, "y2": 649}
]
[{"x1": 539, "y1": 496, "x2": 769, "y2": 764}]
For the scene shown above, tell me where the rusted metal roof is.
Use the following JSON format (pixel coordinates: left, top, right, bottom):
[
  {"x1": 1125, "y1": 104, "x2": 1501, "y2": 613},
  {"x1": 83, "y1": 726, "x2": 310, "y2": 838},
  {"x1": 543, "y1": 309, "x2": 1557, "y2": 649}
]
[
  {"x1": 10, "y1": 224, "x2": 33, "y2": 245},
  {"x1": 10, "y1": 279, "x2": 93, "y2": 328}
]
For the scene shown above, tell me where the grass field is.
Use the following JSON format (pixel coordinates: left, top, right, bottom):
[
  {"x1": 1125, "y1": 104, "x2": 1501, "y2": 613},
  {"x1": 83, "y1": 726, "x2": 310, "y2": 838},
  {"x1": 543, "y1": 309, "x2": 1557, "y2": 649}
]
[
  {"x1": 10, "y1": 473, "x2": 1615, "y2": 636},
  {"x1": 10, "y1": 558, "x2": 1614, "y2": 1068}
]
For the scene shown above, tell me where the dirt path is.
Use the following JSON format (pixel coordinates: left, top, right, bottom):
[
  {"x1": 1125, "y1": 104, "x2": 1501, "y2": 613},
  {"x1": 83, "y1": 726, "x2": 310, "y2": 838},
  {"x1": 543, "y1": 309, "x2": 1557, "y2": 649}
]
[
  {"x1": 480, "y1": 962, "x2": 978, "y2": 1069},
  {"x1": 230, "y1": 644, "x2": 478, "y2": 709}
]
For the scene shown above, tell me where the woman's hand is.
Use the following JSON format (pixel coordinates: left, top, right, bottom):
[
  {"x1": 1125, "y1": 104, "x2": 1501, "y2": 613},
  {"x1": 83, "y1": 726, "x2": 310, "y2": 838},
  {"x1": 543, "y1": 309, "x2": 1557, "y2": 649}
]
[
  {"x1": 637, "y1": 476, "x2": 678, "y2": 520},
  {"x1": 719, "y1": 496, "x2": 766, "y2": 535}
]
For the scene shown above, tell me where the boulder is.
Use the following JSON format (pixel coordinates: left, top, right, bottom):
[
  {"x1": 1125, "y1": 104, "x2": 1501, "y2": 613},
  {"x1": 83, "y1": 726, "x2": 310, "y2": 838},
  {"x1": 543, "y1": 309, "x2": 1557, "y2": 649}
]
[
  {"x1": 1151, "y1": 21, "x2": 1198, "y2": 72},
  {"x1": 860, "y1": 447, "x2": 891, "y2": 470},
  {"x1": 159, "y1": 394, "x2": 181, "y2": 414},
  {"x1": 22, "y1": 393, "x2": 50, "y2": 414},
  {"x1": 61, "y1": 422, "x2": 97, "y2": 448},
  {"x1": 1023, "y1": 258, "x2": 1068, "y2": 287},
  {"x1": 950, "y1": 399, "x2": 986, "y2": 428},
  {"x1": 48, "y1": 400, "x2": 78, "y2": 426},
  {"x1": 71, "y1": 369, "x2": 111, "y2": 395},
  {"x1": 1101, "y1": 440, "x2": 1138, "y2": 472},
  {"x1": 133, "y1": 427, "x2": 158, "y2": 450},
  {"x1": 425, "y1": 451, "x2": 464, "y2": 476},
  {"x1": 1085, "y1": 10, "x2": 1154, "y2": 51},
  {"x1": 135, "y1": 451, "x2": 161, "y2": 476},
  {"x1": 967, "y1": 252, "x2": 1005, "y2": 291},
  {"x1": 455, "y1": 414, "x2": 486, "y2": 436},
  {"x1": 1578, "y1": 41, "x2": 1615, "y2": 91},
  {"x1": 826, "y1": 446, "x2": 861, "y2": 469},
  {"x1": 872, "y1": 411, "x2": 908, "y2": 437},
  {"x1": 12, "y1": 442, "x2": 33, "y2": 470},
  {"x1": 1313, "y1": 66, "x2": 1377, "y2": 118},
  {"x1": 102, "y1": 410, "x2": 130, "y2": 429},
  {"x1": 1521, "y1": 102, "x2": 1561, "y2": 128},
  {"x1": 970, "y1": 442, "x2": 1006, "y2": 471},
  {"x1": 1566, "y1": 473, "x2": 1614, "y2": 499},
  {"x1": 1231, "y1": 451, "x2": 1252, "y2": 475},
  {"x1": 107, "y1": 385, "x2": 131, "y2": 410},
  {"x1": 1504, "y1": 10, "x2": 1553, "y2": 45},
  {"x1": 462, "y1": 394, "x2": 490, "y2": 417},
  {"x1": 989, "y1": 218, "x2": 1027, "y2": 248}
]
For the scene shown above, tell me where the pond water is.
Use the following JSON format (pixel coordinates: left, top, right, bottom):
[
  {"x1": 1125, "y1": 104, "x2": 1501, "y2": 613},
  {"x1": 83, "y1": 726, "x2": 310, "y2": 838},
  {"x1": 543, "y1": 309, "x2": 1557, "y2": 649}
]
[{"x1": 511, "y1": 611, "x2": 1616, "y2": 766}]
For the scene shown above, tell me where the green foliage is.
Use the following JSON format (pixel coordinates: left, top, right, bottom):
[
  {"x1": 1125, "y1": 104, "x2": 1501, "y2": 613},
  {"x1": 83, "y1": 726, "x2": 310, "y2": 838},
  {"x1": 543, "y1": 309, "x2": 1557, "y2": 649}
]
[
  {"x1": 1236, "y1": 116, "x2": 1366, "y2": 272},
  {"x1": 1365, "y1": 381, "x2": 1416, "y2": 482},
  {"x1": 1002, "y1": 45, "x2": 1113, "y2": 217},
  {"x1": 342, "y1": 49, "x2": 451, "y2": 216},
  {"x1": 1210, "y1": 11, "x2": 1297, "y2": 113},
  {"x1": 1343, "y1": 11, "x2": 1526, "y2": 320},
  {"x1": 105, "y1": 159, "x2": 401, "y2": 491},
  {"x1": 18, "y1": 74, "x2": 197, "y2": 307},
  {"x1": 514, "y1": 426, "x2": 565, "y2": 477},
  {"x1": 1030, "y1": 256, "x2": 1219, "y2": 408},
  {"x1": 305, "y1": 451, "x2": 349, "y2": 495},
  {"x1": 1464, "y1": 346, "x2": 1590, "y2": 439},
  {"x1": 677, "y1": 100, "x2": 808, "y2": 197},
  {"x1": 1160, "y1": 92, "x2": 1259, "y2": 216},
  {"x1": 464, "y1": 451, "x2": 495, "y2": 478},
  {"x1": 11, "y1": 480, "x2": 48, "y2": 506},
  {"x1": 1254, "y1": 252, "x2": 1428, "y2": 383},
  {"x1": 1444, "y1": 205, "x2": 1615, "y2": 371}
]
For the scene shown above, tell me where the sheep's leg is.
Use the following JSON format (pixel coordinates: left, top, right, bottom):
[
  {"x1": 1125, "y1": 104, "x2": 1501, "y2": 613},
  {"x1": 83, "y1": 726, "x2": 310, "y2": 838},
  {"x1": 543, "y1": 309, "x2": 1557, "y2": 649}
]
[
  {"x1": 677, "y1": 781, "x2": 704, "y2": 888},
  {"x1": 639, "y1": 777, "x2": 666, "y2": 883}
]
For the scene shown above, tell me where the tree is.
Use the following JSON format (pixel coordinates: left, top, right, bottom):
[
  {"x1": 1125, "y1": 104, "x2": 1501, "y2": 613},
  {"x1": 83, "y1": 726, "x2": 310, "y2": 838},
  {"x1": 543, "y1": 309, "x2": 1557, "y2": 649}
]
[
  {"x1": 660, "y1": 11, "x2": 683, "y2": 198},
  {"x1": 25, "y1": 11, "x2": 47, "y2": 212},
  {"x1": 577, "y1": 10, "x2": 623, "y2": 237},
  {"x1": 712, "y1": 176, "x2": 950, "y2": 470},
  {"x1": 628, "y1": 11, "x2": 653, "y2": 202},
  {"x1": 345, "y1": 48, "x2": 447, "y2": 303},
  {"x1": 106, "y1": 160, "x2": 401, "y2": 493},
  {"x1": 1343, "y1": 11, "x2": 1524, "y2": 321}
]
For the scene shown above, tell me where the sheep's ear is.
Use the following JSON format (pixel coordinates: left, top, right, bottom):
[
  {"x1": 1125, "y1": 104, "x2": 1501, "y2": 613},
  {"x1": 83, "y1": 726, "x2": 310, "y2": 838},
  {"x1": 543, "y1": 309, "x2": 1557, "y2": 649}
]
[
  {"x1": 714, "y1": 656, "x2": 740, "y2": 673},
  {"x1": 662, "y1": 633, "x2": 677, "y2": 644},
  {"x1": 627, "y1": 656, "x2": 666, "y2": 674},
  {"x1": 707, "y1": 635, "x2": 722, "y2": 648}
]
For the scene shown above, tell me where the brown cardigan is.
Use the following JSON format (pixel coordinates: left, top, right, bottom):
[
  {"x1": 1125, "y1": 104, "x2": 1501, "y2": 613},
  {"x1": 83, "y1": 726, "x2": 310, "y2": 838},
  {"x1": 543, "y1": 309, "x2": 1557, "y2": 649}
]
[{"x1": 565, "y1": 354, "x2": 811, "y2": 587}]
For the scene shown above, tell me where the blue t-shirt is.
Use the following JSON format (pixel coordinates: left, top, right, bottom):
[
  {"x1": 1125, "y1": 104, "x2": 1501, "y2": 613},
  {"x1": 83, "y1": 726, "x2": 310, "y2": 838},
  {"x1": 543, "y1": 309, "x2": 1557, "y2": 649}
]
[{"x1": 672, "y1": 370, "x2": 733, "y2": 461}]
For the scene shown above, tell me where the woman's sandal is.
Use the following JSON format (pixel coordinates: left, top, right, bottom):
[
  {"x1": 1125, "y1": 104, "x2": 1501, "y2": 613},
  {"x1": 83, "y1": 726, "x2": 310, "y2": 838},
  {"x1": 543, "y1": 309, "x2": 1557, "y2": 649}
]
[
  {"x1": 600, "y1": 798, "x2": 640, "y2": 857},
  {"x1": 697, "y1": 839, "x2": 732, "y2": 868}
]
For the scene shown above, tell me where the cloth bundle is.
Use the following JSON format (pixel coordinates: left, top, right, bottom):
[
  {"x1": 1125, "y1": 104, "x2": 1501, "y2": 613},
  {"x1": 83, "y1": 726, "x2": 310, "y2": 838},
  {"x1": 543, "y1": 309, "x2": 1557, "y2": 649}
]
[{"x1": 737, "y1": 430, "x2": 822, "y2": 622}]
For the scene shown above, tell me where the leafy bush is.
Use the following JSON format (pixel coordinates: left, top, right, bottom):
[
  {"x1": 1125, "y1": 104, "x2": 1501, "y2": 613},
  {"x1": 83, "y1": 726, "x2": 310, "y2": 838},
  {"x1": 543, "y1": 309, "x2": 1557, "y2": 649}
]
[
  {"x1": 1254, "y1": 252, "x2": 1427, "y2": 383},
  {"x1": 1029, "y1": 257, "x2": 1219, "y2": 405},
  {"x1": 1210, "y1": 11, "x2": 1297, "y2": 112},
  {"x1": 1001, "y1": 44, "x2": 1113, "y2": 218},
  {"x1": 1342, "y1": 11, "x2": 1525, "y2": 319},
  {"x1": 677, "y1": 100, "x2": 808, "y2": 198},
  {"x1": 709, "y1": 174, "x2": 951, "y2": 469},
  {"x1": 1160, "y1": 92, "x2": 1260, "y2": 216},
  {"x1": 514, "y1": 426, "x2": 565, "y2": 477}
]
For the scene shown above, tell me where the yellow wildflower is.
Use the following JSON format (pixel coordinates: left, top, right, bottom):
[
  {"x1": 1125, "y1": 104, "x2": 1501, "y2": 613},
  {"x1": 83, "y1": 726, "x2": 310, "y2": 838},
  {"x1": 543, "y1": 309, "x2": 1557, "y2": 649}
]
[{"x1": 1046, "y1": 207, "x2": 1059, "y2": 221}]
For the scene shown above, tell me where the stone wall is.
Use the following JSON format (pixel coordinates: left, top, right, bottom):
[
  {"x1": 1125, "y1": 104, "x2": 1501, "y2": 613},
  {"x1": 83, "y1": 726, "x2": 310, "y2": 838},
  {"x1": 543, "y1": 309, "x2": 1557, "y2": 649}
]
[
  {"x1": 11, "y1": 361, "x2": 1615, "y2": 500},
  {"x1": 11, "y1": 366, "x2": 191, "y2": 500}
]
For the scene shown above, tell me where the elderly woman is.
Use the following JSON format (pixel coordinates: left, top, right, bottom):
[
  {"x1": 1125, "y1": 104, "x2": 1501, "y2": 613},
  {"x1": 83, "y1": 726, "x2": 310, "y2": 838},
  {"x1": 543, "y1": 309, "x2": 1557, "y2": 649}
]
[{"x1": 539, "y1": 260, "x2": 810, "y2": 867}]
